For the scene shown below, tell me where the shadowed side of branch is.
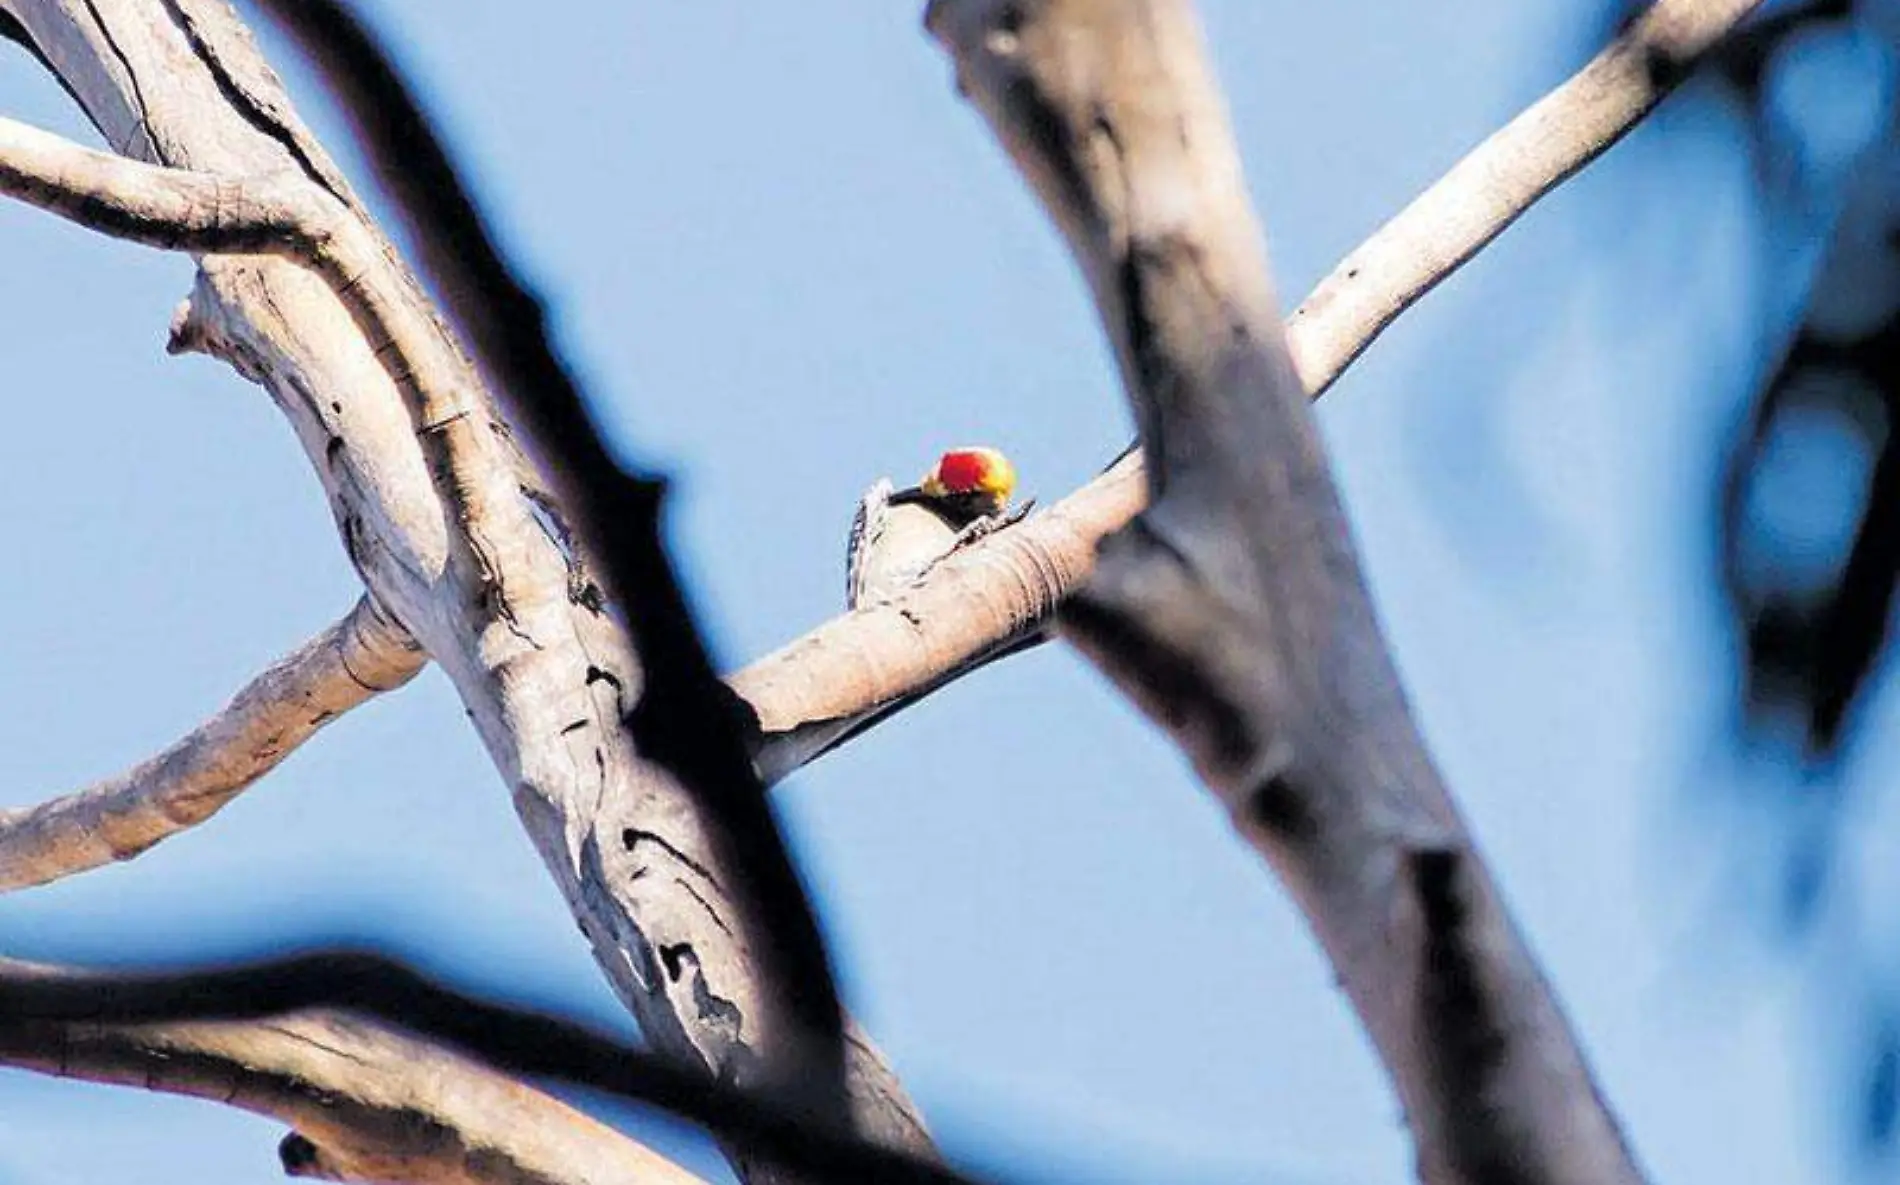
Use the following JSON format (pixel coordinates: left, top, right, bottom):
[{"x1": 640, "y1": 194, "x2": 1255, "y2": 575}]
[
  {"x1": 0, "y1": 951, "x2": 979, "y2": 1185},
  {"x1": 0, "y1": 982, "x2": 703, "y2": 1185},
  {"x1": 927, "y1": 2, "x2": 1648, "y2": 1184}
]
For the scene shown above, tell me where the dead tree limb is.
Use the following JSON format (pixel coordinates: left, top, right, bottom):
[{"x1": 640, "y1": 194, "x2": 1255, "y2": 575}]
[
  {"x1": 926, "y1": 2, "x2": 1651, "y2": 1184},
  {"x1": 0, "y1": 962, "x2": 703, "y2": 1185},
  {"x1": 0, "y1": 0, "x2": 1765, "y2": 1176},
  {"x1": 240, "y1": 0, "x2": 849, "y2": 1116},
  {"x1": 0, "y1": 2, "x2": 926, "y2": 1176},
  {"x1": 739, "y1": 0, "x2": 1766, "y2": 782},
  {"x1": 0, "y1": 596, "x2": 421, "y2": 891},
  {"x1": 0, "y1": 950, "x2": 979, "y2": 1185}
]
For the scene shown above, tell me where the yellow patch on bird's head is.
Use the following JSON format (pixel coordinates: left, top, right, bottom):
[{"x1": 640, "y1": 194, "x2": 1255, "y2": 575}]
[{"x1": 921, "y1": 447, "x2": 1017, "y2": 503}]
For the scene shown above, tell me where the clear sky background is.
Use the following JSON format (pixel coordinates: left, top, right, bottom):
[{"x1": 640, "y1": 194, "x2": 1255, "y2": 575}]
[{"x1": 0, "y1": 2, "x2": 1886, "y2": 1183}]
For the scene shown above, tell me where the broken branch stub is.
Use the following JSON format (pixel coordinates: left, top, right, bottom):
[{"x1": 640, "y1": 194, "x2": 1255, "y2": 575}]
[{"x1": 928, "y1": 3, "x2": 1646, "y2": 1184}]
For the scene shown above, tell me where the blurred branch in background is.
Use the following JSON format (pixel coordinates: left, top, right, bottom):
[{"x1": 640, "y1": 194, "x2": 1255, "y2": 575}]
[
  {"x1": 1609, "y1": 0, "x2": 1900, "y2": 1163},
  {"x1": 0, "y1": 950, "x2": 977, "y2": 1185},
  {"x1": 0, "y1": 963, "x2": 707, "y2": 1185}
]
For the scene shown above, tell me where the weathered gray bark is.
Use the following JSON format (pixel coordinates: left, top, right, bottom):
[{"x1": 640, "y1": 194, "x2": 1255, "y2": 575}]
[
  {"x1": 0, "y1": 0, "x2": 1762, "y2": 878},
  {"x1": 0, "y1": 0, "x2": 1772, "y2": 1179},
  {"x1": 927, "y1": 2, "x2": 1661, "y2": 1184},
  {"x1": 0, "y1": 0, "x2": 931, "y2": 1177}
]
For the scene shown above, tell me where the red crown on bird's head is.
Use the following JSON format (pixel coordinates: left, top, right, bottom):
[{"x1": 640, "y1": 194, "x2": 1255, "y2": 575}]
[{"x1": 921, "y1": 446, "x2": 1017, "y2": 501}]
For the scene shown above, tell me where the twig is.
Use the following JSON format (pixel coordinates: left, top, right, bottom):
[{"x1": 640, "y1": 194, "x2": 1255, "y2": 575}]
[
  {"x1": 1290, "y1": 0, "x2": 1764, "y2": 394},
  {"x1": 0, "y1": 596, "x2": 422, "y2": 892}
]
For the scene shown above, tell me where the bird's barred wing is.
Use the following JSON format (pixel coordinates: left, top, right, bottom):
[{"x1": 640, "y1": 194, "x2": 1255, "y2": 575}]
[{"x1": 846, "y1": 478, "x2": 895, "y2": 611}]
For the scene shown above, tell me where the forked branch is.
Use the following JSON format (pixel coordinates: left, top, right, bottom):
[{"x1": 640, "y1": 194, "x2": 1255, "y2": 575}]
[
  {"x1": 927, "y1": 2, "x2": 1649, "y2": 1184},
  {"x1": 0, "y1": 0, "x2": 929, "y2": 1153},
  {"x1": 740, "y1": 0, "x2": 1766, "y2": 779},
  {"x1": 0, "y1": 94, "x2": 852, "y2": 1129},
  {"x1": 238, "y1": 0, "x2": 853, "y2": 1121}
]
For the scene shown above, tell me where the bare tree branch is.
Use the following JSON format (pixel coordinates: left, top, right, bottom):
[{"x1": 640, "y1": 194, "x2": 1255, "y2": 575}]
[
  {"x1": 0, "y1": 968, "x2": 703, "y2": 1185},
  {"x1": 926, "y1": 3, "x2": 1652, "y2": 1185},
  {"x1": 1291, "y1": 0, "x2": 1763, "y2": 393},
  {"x1": 0, "y1": 3, "x2": 927, "y2": 1176},
  {"x1": 0, "y1": 950, "x2": 980, "y2": 1185},
  {"x1": 736, "y1": 0, "x2": 1764, "y2": 785},
  {"x1": 0, "y1": 0, "x2": 1766, "y2": 1175},
  {"x1": 236, "y1": 0, "x2": 850, "y2": 1120},
  {"x1": 0, "y1": 596, "x2": 422, "y2": 892}
]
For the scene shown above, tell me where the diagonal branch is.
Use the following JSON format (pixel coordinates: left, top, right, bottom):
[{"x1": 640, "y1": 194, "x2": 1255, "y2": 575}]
[
  {"x1": 926, "y1": 2, "x2": 1654, "y2": 1184},
  {"x1": 739, "y1": 456, "x2": 1141, "y2": 784},
  {"x1": 237, "y1": 0, "x2": 850, "y2": 1120},
  {"x1": 0, "y1": 950, "x2": 979, "y2": 1185},
  {"x1": 0, "y1": 596, "x2": 423, "y2": 892},
  {"x1": 736, "y1": 0, "x2": 1764, "y2": 785},
  {"x1": 0, "y1": 971, "x2": 703, "y2": 1185},
  {"x1": 1290, "y1": 0, "x2": 1764, "y2": 393},
  {"x1": 1, "y1": 3, "x2": 921, "y2": 1173},
  {"x1": 0, "y1": 0, "x2": 1765, "y2": 807}
]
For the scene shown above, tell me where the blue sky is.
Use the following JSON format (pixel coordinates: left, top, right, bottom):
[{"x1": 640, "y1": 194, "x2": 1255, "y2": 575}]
[{"x1": 0, "y1": 3, "x2": 1880, "y2": 1183}]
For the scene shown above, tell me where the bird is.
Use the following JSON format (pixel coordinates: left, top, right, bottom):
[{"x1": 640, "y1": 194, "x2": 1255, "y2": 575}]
[
  {"x1": 749, "y1": 447, "x2": 1030, "y2": 784},
  {"x1": 846, "y1": 446, "x2": 1024, "y2": 610}
]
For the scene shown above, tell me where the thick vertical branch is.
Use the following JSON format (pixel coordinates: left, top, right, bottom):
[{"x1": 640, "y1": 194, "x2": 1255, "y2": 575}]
[
  {"x1": 927, "y1": 3, "x2": 1647, "y2": 1184},
  {"x1": 241, "y1": 0, "x2": 848, "y2": 1113}
]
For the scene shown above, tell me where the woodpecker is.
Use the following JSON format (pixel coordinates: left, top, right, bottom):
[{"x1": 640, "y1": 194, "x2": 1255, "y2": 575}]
[{"x1": 846, "y1": 446, "x2": 1023, "y2": 609}]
